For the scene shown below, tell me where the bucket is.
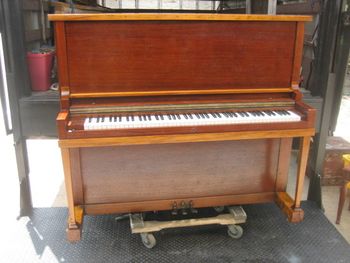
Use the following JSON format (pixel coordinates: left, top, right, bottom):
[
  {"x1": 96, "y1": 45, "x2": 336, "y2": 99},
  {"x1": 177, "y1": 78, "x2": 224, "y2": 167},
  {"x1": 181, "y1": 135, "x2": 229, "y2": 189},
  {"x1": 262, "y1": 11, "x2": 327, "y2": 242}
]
[
  {"x1": 343, "y1": 154, "x2": 350, "y2": 167},
  {"x1": 27, "y1": 51, "x2": 54, "y2": 91}
]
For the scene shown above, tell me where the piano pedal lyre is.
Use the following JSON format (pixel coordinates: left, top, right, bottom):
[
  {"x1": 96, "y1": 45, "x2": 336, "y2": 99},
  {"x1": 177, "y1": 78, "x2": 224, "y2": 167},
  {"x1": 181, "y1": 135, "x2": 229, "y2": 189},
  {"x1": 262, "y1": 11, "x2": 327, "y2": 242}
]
[{"x1": 129, "y1": 205, "x2": 247, "y2": 249}]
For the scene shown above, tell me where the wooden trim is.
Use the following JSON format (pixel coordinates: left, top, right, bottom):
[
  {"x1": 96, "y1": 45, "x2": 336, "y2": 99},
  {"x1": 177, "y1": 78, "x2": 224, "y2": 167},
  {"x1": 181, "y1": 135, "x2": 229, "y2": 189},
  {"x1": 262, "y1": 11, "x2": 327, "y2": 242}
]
[
  {"x1": 48, "y1": 13, "x2": 312, "y2": 22},
  {"x1": 67, "y1": 206, "x2": 84, "y2": 242},
  {"x1": 56, "y1": 110, "x2": 69, "y2": 139},
  {"x1": 70, "y1": 149, "x2": 84, "y2": 205},
  {"x1": 69, "y1": 88, "x2": 295, "y2": 99},
  {"x1": 293, "y1": 136, "x2": 311, "y2": 209},
  {"x1": 54, "y1": 22, "x2": 70, "y2": 110},
  {"x1": 84, "y1": 192, "x2": 276, "y2": 215},
  {"x1": 275, "y1": 192, "x2": 304, "y2": 223},
  {"x1": 61, "y1": 148, "x2": 78, "y2": 228},
  {"x1": 291, "y1": 21, "x2": 305, "y2": 86},
  {"x1": 59, "y1": 128, "x2": 315, "y2": 148},
  {"x1": 275, "y1": 138, "x2": 293, "y2": 192}
]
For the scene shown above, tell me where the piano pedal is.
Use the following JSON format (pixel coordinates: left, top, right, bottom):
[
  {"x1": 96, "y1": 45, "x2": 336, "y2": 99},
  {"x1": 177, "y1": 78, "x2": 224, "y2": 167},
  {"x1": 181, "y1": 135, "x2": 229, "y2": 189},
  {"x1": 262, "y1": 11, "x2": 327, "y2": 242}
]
[
  {"x1": 189, "y1": 201, "x2": 198, "y2": 214},
  {"x1": 171, "y1": 202, "x2": 178, "y2": 216},
  {"x1": 180, "y1": 201, "x2": 188, "y2": 215}
]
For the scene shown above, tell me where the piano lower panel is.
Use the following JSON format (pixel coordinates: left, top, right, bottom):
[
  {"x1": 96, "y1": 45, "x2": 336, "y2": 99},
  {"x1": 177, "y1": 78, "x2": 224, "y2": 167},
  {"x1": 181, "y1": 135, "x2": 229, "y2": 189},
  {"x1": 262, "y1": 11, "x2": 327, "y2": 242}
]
[
  {"x1": 78, "y1": 139, "x2": 290, "y2": 207},
  {"x1": 84, "y1": 192, "x2": 277, "y2": 215}
]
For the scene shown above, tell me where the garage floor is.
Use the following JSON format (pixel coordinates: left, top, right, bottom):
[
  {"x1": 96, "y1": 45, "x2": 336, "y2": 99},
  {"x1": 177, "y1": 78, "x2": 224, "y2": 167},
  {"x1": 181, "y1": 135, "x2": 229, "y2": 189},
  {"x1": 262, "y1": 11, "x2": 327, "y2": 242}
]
[{"x1": 1, "y1": 203, "x2": 350, "y2": 263}]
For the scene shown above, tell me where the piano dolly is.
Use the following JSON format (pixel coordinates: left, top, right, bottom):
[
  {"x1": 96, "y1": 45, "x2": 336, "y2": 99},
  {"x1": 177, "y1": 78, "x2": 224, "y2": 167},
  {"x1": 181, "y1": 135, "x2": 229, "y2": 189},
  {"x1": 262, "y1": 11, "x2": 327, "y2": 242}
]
[{"x1": 129, "y1": 206, "x2": 247, "y2": 249}]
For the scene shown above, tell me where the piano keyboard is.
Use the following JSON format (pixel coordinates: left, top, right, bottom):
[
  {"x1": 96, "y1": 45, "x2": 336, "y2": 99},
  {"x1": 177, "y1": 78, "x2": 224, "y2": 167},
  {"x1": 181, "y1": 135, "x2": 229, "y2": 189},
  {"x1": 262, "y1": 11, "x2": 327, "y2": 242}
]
[{"x1": 83, "y1": 110, "x2": 301, "y2": 130}]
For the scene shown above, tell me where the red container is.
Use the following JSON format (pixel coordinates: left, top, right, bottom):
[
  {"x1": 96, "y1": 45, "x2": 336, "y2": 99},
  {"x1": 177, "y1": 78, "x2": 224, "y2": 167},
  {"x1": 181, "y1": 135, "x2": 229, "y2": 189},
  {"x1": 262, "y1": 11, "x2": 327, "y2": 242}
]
[{"x1": 27, "y1": 52, "x2": 54, "y2": 91}]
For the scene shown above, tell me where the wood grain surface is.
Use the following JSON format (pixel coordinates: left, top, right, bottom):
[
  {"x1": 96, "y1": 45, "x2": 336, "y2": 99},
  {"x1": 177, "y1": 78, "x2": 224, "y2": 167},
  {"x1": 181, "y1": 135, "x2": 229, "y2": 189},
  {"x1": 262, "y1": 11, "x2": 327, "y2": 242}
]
[
  {"x1": 48, "y1": 13, "x2": 312, "y2": 22},
  {"x1": 65, "y1": 21, "x2": 296, "y2": 95},
  {"x1": 80, "y1": 139, "x2": 282, "y2": 204}
]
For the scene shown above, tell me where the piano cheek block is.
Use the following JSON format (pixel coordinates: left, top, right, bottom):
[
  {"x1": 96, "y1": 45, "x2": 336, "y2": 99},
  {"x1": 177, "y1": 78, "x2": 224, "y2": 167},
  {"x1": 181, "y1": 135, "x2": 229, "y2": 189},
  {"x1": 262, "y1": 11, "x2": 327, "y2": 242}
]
[{"x1": 50, "y1": 13, "x2": 315, "y2": 242}]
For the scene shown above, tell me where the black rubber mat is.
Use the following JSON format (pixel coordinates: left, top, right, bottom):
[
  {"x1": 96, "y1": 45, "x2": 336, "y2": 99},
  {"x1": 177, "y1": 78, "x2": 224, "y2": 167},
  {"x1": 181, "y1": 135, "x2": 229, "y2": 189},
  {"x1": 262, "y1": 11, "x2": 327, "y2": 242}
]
[{"x1": 2, "y1": 202, "x2": 350, "y2": 262}]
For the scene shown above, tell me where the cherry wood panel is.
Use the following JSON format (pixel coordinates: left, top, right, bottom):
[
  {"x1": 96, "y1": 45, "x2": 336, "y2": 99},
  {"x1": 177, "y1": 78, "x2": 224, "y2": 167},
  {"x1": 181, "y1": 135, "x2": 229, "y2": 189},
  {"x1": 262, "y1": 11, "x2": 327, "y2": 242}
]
[
  {"x1": 54, "y1": 22, "x2": 70, "y2": 110},
  {"x1": 58, "y1": 128, "x2": 315, "y2": 148},
  {"x1": 84, "y1": 192, "x2": 276, "y2": 215},
  {"x1": 69, "y1": 93, "x2": 294, "y2": 108},
  {"x1": 65, "y1": 21, "x2": 297, "y2": 95},
  {"x1": 48, "y1": 13, "x2": 312, "y2": 22},
  {"x1": 80, "y1": 139, "x2": 281, "y2": 204}
]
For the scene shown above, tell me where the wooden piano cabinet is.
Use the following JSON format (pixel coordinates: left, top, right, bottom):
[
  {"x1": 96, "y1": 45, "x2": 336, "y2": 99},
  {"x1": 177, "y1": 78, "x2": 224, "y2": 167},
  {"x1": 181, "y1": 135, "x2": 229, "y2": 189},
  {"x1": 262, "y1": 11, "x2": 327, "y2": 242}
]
[
  {"x1": 49, "y1": 14, "x2": 315, "y2": 241},
  {"x1": 60, "y1": 135, "x2": 313, "y2": 241}
]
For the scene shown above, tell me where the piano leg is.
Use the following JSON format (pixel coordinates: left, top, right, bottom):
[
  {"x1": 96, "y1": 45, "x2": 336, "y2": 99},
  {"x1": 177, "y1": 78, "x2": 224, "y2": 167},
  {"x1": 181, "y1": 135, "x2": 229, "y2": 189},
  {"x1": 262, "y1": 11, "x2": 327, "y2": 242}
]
[
  {"x1": 276, "y1": 136, "x2": 311, "y2": 223},
  {"x1": 61, "y1": 148, "x2": 84, "y2": 242}
]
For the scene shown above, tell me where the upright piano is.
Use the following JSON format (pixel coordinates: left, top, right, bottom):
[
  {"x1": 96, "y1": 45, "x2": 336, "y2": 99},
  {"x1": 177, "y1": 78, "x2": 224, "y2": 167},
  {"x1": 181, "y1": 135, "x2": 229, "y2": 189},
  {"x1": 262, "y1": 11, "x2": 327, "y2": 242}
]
[{"x1": 49, "y1": 13, "x2": 315, "y2": 241}]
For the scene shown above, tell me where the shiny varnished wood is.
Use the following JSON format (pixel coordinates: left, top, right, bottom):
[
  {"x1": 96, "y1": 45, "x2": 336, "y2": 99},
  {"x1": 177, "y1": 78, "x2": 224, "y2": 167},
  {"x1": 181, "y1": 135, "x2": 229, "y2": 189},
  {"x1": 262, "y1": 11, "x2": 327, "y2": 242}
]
[
  {"x1": 65, "y1": 21, "x2": 296, "y2": 95},
  {"x1": 48, "y1": 13, "x2": 312, "y2": 22},
  {"x1": 50, "y1": 14, "x2": 315, "y2": 241}
]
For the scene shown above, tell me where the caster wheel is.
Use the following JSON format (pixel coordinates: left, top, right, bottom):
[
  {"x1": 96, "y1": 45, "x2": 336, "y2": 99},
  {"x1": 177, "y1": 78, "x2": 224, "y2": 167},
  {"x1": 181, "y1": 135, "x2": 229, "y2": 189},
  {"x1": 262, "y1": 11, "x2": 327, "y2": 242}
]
[
  {"x1": 214, "y1": 206, "x2": 225, "y2": 213},
  {"x1": 227, "y1": 224, "x2": 243, "y2": 239},
  {"x1": 140, "y1": 233, "x2": 156, "y2": 249}
]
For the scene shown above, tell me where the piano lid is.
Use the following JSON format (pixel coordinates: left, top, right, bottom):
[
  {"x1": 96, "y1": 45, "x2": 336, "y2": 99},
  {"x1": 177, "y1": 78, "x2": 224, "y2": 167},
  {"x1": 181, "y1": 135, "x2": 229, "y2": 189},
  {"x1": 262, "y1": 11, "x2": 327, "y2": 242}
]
[
  {"x1": 50, "y1": 14, "x2": 311, "y2": 99},
  {"x1": 48, "y1": 13, "x2": 312, "y2": 22}
]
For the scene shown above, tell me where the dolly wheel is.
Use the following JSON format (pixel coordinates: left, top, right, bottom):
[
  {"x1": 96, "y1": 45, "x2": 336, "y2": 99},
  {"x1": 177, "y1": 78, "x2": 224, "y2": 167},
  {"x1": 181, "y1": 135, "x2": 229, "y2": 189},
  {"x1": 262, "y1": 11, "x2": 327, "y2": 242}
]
[
  {"x1": 140, "y1": 233, "x2": 156, "y2": 249},
  {"x1": 227, "y1": 224, "x2": 243, "y2": 239}
]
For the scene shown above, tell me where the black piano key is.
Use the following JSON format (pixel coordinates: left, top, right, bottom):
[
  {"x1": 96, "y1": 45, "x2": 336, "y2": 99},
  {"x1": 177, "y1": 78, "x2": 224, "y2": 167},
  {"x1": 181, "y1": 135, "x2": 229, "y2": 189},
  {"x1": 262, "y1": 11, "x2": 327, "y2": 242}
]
[
  {"x1": 283, "y1": 110, "x2": 291, "y2": 115},
  {"x1": 139, "y1": 116, "x2": 142, "y2": 121},
  {"x1": 147, "y1": 115, "x2": 151, "y2": 121},
  {"x1": 131, "y1": 116, "x2": 135, "y2": 121},
  {"x1": 238, "y1": 112, "x2": 245, "y2": 117},
  {"x1": 232, "y1": 112, "x2": 238, "y2": 117},
  {"x1": 184, "y1": 114, "x2": 188, "y2": 119},
  {"x1": 88, "y1": 117, "x2": 92, "y2": 123},
  {"x1": 210, "y1": 113, "x2": 217, "y2": 118},
  {"x1": 204, "y1": 113, "x2": 210, "y2": 118},
  {"x1": 126, "y1": 116, "x2": 129, "y2": 122},
  {"x1": 155, "y1": 115, "x2": 159, "y2": 120},
  {"x1": 143, "y1": 115, "x2": 147, "y2": 121},
  {"x1": 160, "y1": 115, "x2": 164, "y2": 120},
  {"x1": 176, "y1": 114, "x2": 181, "y2": 120},
  {"x1": 195, "y1": 113, "x2": 200, "y2": 119},
  {"x1": 119, "y1": 116, "x2": 122, "y2": 122},
  {"x1": 199, "y1": 113, "x2": 205, "y2": 118}
]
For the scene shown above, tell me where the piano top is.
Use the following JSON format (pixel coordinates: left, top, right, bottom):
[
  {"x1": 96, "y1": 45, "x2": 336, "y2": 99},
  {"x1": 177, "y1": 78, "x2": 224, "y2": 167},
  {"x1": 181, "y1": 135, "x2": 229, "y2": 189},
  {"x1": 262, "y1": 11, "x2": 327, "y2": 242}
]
[{"x1": 48, "y1": 13, "x2": 312, "y2": 22}]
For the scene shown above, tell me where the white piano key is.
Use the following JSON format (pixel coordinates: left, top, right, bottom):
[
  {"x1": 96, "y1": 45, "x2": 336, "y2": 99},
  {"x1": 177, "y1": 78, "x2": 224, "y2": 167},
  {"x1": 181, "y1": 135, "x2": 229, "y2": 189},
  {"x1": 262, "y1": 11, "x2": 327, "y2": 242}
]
[{"x1": 83, "y1": 109, "x2": 301, "y2": 130}]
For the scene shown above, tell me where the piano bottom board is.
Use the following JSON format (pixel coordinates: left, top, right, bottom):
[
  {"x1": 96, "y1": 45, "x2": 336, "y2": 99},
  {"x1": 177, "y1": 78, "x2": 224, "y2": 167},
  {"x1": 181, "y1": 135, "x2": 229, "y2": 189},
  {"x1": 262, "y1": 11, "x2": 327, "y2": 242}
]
[{"x1": 69, "y1": 138, "x2": 292, "y2": 212}]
